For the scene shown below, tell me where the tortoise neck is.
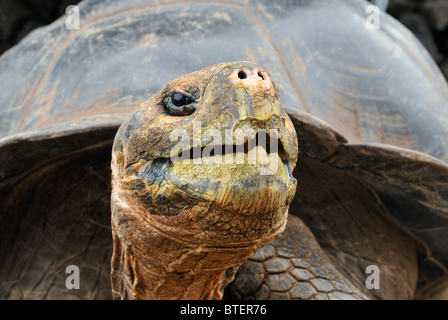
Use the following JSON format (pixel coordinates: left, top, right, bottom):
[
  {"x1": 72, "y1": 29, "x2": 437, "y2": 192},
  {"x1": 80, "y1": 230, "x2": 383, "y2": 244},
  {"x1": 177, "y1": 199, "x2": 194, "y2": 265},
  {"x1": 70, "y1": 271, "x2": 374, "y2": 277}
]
[
  {"x1": 109, "y1": 185, "x2": 284, "y2": 300},
  {"x1": 110, "y1": 227, "x2": 233, "y2": 300}
]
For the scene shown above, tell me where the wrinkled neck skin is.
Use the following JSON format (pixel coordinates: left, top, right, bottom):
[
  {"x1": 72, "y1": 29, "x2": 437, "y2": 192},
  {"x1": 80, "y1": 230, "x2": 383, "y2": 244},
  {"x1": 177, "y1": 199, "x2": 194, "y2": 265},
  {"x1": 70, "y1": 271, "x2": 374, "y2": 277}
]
[
  {"x1": 111, "y1": 226, "x2": 236, "y2": 300},
  {"x1": 110, "y1": 184, "x2": 287, "y2": 300}
]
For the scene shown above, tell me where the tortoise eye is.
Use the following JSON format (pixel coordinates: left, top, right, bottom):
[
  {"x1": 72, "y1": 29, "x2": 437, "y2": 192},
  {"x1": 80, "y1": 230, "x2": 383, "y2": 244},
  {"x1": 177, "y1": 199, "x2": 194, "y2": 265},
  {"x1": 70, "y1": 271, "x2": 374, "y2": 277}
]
[{"x1": 164, "y1": 89, "x2": 196, "y2": 116}]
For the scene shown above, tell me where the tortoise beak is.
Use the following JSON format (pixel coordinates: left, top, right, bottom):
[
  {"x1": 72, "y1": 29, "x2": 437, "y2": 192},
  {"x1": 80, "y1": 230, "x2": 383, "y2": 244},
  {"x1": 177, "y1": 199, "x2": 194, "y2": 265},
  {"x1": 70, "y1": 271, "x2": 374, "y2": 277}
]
[{"x1": 225, "y1": 63, "x2": 298, "y2": 176}]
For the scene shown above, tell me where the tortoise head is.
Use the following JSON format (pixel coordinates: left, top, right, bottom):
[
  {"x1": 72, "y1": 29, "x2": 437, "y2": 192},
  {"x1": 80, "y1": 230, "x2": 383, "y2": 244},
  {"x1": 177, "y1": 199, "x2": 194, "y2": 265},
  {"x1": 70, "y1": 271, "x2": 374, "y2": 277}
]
[{"x1": 110, "y1": 61, "x2": 298, "y2": 299}]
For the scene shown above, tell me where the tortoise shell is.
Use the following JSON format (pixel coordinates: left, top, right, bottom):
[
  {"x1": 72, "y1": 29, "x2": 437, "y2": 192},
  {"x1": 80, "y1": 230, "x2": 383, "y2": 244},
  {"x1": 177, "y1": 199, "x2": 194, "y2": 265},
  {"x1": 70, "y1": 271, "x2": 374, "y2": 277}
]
[{"x1": 1, "y1": 0, "x2": 447, "y2": 299}]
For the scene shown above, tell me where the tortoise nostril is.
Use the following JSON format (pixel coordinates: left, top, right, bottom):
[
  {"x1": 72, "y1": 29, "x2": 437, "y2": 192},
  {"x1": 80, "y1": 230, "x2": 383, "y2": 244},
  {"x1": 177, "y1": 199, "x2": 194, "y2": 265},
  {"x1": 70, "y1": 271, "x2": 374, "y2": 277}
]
[
  {"x1": 258, "y1": 72, "x2": 265, "y2": 80},
  {"x1": 238, "y1": 71, "x2": 247, "y2": 79}
]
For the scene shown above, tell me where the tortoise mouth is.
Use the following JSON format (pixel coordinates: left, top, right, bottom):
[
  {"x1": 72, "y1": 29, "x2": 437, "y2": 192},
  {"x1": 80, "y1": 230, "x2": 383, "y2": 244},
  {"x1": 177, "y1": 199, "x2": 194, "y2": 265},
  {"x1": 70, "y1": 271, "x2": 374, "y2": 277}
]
[
  {"x1": 126, "y1": 126, "x2": 297, "y2": 217},
  {"x1": 174, "y1": 131, "x2": 289, "y2": 162},
  {"x1": 131, "y1": 156, "x2": 294, "y2": 218},
  {"x1": 134, "y1": 133, "x2": 294, "y2": 182},
  {"x1": 165, "y1": 129, "x2": 295, "y2": 179}
]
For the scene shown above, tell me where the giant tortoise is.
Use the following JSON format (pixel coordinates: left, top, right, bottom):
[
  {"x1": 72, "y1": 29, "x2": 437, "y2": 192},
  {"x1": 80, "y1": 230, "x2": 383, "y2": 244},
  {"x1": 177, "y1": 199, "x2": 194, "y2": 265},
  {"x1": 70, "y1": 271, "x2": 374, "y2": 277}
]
[{"x1": 1, "y1": 0, "x2": 448, "y2": 300}]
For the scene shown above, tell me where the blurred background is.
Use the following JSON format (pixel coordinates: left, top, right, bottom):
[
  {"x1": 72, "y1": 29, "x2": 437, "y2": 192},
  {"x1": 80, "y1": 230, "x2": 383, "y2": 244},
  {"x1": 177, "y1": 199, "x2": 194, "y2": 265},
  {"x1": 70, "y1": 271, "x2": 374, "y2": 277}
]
[{"x1": 0, "y1": 0, "x2": 447, "y2": 80}]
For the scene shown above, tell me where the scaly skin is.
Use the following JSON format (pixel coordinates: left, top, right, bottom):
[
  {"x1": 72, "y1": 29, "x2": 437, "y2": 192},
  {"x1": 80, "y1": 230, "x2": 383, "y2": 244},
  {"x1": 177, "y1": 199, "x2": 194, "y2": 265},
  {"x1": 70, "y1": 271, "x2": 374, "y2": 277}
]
[
  {"x1": 226, "y1": 215, "x2": 367, "y2": 300},
  {"x1": 110, "y1": 61, "x2": 298, "y2": 299}
]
